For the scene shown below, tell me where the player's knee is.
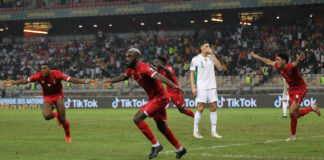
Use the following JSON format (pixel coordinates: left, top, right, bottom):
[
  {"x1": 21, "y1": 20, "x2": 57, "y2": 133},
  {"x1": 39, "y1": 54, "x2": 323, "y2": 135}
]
[
  {"x1": 156, "y1": 121, "x2": 167, "y2": 133},
  {"x1": 58, "y1": 116, "x2": 66, "y2": 123},
  {"x1": 44, "y1": 115, "x2": 52, "y2": 120},
  {"x1": 133, "y1": 118, "x2": 141, "y2": 124}
]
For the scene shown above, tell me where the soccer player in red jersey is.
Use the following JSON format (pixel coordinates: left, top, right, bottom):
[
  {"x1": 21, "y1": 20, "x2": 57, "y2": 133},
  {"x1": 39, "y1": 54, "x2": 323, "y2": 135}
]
[
  {"x1": 3, "y1": 63, "x2": 96, "y2": 142},
  {"x1": 154, "y1": 56, "x2": 194, "y2": 118},
  {"x1": 251, "y1": 52, "x2": 321, "y2": 141},
  {"x1": 103, "y1": 48, "x2": 187, "y2": 159}
]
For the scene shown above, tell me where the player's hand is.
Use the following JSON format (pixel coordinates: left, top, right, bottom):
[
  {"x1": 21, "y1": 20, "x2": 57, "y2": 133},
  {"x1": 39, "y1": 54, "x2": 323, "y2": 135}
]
[
  {"x1": 3, "y1": 80, "x2": 14, "y2": 87},
  {"x1": 207, "y1": 48, "x2": 213, "y2": 54},
  {"x1": 297, "y1": 52, "x2": 305, "y2": 61},
  {"x1": 192, "y1": 88, "x2": 197, "y2": 96},
  {"x1": 250, "y1": 52, "x2": 257, "y2": 58},
  {"x1": 175, "y1": 86, "x2": 185, "y2": 95},
  {"x1": 102, "y1": 78, "x2": 112, "y2": 88}
]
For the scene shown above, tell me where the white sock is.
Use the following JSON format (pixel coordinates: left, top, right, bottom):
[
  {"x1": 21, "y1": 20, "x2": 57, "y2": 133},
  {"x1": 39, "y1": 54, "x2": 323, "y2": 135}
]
[
  {"x1": 194, "y1": 111, "x2": 201, "y2": 133},
  {"x1": 210, "y1": 111, "x2": 217, "y2": 134},
  {"x1": 152, "y1": 142, "x2": 160, "y2": 147},
  {"x1": 282, "y1": 102, "x2": 287, "y2": 116},
  {"x1": 176, "y1": 146, "x2": 183, "y2": 152}
]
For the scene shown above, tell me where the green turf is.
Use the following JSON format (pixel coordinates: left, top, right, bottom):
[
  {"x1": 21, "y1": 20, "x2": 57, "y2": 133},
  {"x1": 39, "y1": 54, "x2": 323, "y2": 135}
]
[{"x1": 0, "y1": 108, "x2": 323, "y2": 160}]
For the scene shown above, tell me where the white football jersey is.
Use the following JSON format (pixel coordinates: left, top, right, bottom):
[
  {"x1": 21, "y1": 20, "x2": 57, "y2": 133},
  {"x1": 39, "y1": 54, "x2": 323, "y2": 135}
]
[{"x1": 190, "y1": 54, "x2": 217, "y2": 90}]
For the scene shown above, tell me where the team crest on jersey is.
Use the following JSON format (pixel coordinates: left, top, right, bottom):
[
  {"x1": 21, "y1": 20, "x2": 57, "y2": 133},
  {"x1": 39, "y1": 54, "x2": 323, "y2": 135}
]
[{"x1": 48, "y1": 84, "x2": 51, "y2": 87}]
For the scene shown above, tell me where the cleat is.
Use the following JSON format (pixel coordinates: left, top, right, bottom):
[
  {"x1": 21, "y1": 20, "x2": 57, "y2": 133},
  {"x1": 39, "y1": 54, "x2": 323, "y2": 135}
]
[
  {"x1": 148, "y1": 145, "x2": 163, "y2": 159},
  {"x1": 281, "y1": 116, "x2": 287, "y2": 119},
  {"x1": 176, "y1": 147, "x2": 187, "y2": 159},
  {"x1": 285, "y1": 135, "x2": 296, "y2": 142},
  {"x1": 66, "y1": 136, "x2": 71, "y2": 142},
  {"x1": 312, "y1": 103, "x2": 321, "y2": 116},
  {"x1": 211, "y1": 132, "x2": 223, "y2": 139},
  {"x1": 193, "y1": 132, "x2": 203, "y2": 139}
]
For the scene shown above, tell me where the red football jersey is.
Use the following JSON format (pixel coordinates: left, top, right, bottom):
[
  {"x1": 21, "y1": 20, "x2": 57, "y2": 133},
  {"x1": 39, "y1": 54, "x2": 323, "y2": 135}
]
[
  {"x1": 125, "y1": 62, "x2": 168, "y2": 100},
  {"x1": 157, "y1": 65, "x2": 179, "y2": 93},
  {"x1": 274, "y1": 62, "x2": 306, "y2": 91},
  {"x1": 28, "y1": 70, "x2": 70, "y2": 96}
]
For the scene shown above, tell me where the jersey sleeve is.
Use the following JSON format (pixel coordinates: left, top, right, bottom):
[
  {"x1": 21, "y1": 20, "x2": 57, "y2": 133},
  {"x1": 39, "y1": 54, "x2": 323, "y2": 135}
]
[
  {"x1": 273, "y1": 62, "x2": 278, "y2": 69},
  {"x1": 28, "y1": 72, "x2": 41, "y2": 82},
  {"x1": 142, "y1": 65, "x2": 157, "y2": 78},
  {"x1": 56, "y1": 70, "x2": 71, "y2": 81},
  {"x1": 190, "y1": 58, "x2": 197, "y2": 71}
]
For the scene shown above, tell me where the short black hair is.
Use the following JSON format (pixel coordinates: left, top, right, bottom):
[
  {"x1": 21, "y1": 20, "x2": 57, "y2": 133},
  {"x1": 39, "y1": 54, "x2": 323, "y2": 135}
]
[
  {"x1": 277, "y1": 53, "x2": 288, "y2": 63},
  {"x1": 41, "y1": 61, "x2": 50, "y2": 66},
  {"x1": 157, "y1": 56, "x2": 167, "y2": 65},
  {"x1": 199, "y1": 41, "x2": 209, "y2": 47}
]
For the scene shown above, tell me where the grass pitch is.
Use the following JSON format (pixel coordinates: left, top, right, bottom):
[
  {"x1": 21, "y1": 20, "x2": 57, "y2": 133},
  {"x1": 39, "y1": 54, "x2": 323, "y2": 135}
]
[{"x1": 0, "y1": 108, "x2": 323, "y2": 160}]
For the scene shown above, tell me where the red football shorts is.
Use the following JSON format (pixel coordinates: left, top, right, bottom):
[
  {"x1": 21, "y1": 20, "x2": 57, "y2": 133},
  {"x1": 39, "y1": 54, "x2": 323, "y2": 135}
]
[
  {"x1": 168, "y1": 92, "x2": 185, "y2": 108},
  {"x1": 44, "y1": 94, "x2": 64, "y2": 105},
  {"x1": 289, "y1": 89, "x2": 306, "y2": 106},
  {"x1": 140, "y1": 96, "x2": 169, "y2": 121}
]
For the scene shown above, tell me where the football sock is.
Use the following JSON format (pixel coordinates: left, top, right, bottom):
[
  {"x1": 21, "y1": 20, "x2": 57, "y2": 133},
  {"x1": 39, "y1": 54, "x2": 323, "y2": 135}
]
[
  {"x1": 299, "y1": 107, "x2": 313, "y2": 117},
  {"x1": 210, "y1": 111, "x2": 217, "y2": 134},
  {"x1": 136, "y1": 121, "x2": 158, "y2": 145},
  {"x1": 194, "y1": 111, "x2": 201, "y2": 133},
  {"x1": 51, "y1": 112, "x2": 58, "y2": 119},
  {"x1": 282, "y1": 102, "x2": 287, "y2": 116},
  {"x1": 186, "y1": 109, "x2": 195, "y2": 117},
  {"x1": 162, "y1": 127, "x2": 181, "y2": 149},
  {"x1": 290, "y1": 114, "x2": 297, "y2": 136},
  {"x1": 62, "y1": 120, "x2": 70, "y2": 137}
]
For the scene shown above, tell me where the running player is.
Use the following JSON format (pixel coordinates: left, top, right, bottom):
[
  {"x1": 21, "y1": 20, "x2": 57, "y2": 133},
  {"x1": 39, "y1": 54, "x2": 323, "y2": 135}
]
[
  {"x1": 251, "y1": 52, "x2": 321, "y2": 141},
  {"x1": 3, "y1": 63, "x2": 96, "y2": 142},
  {"x1": 103, "y1": 48, "x2": 187, "y2": 159},
  {"x1": 154, "y1": 56, "x2": 194, "y2": 118}
]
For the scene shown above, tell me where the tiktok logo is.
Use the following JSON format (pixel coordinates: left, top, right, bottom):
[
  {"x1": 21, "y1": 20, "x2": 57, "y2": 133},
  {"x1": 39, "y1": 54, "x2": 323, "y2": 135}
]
[
  {"x1": 274, "y1": 96, "x2": 283, "y2": 108},
  {"x1": 216, "y1": 96, "x2": 226, "y2": 108},
  {"x1": 64, "y1": 98, "x2": 72, "y2": 109},
  {"x1": 112, "y1": 97, "x2": 120, "y2": 109}
]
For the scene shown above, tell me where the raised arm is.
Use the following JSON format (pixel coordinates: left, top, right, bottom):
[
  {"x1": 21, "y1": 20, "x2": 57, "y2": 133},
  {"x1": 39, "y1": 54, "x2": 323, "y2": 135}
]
[
  {"x1": 102, "y1": 74, "x2": 129, "y2": 87},
  {"x1": 3, "y1": 79, "x2": 28, "y2": 87},
  {"x1": 208, "y1": 48, "x2": 222, "y2": 70},
  {"x1": 152, "y1": 73, "x2": 184, "y2": 95},
  {"x1": 292, "y1": 52, "x2": 305, "y2": 68},
  {"x1": 190, "y1": 70, "x2": 197, "y2": 96},
  {"x1": 250, "y1": 52, "x2": 275, "y2": 66}
]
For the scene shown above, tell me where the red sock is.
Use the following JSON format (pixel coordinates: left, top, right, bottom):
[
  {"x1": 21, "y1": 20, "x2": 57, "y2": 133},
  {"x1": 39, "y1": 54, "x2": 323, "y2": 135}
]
[
  {"x1": 186, "y1": 109, "x2": 195, "y2": 118},
  {"x1": 62, "y1": 120, "x2": 70, "y2": 137},
  {"x1": 136, "y1": 121, "x2": 157, "y2": 145},
  {"x1": 51, "y1": 112, "x2": 58, "y2": 119},
  {"x1": 162, "y1": 127, "x2": 181, "y2": 149},
  {"x1": 299, "y1": 107, "x2": 313, "y2": 117},
  {"x1": 290, "y1": 114, "x2": 297, "y2": 136}
]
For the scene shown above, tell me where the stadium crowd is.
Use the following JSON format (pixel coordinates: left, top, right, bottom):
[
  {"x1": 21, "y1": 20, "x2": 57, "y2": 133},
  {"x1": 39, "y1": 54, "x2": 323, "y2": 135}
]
[{"x1": 0, "y1": 23, "x2": 323, "y2": 82}]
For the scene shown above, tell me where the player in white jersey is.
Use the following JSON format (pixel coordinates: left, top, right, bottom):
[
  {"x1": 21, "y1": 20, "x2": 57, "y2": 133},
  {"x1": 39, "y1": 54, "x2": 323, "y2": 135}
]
[
  {"x1": 282, "y1": 78, "x2": 289, "y2": 119},
  {"x1": 189, "y1": 41, "x2": 222, "y2": 139}
]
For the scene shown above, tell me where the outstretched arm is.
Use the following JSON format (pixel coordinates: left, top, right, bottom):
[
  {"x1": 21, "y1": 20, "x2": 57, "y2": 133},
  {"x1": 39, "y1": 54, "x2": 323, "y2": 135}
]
[
  {"x1": 292, "y1": 52, "x2": 305, "y2": 68},
  {"x1": 68, "y1": 78, "x2": 97, "y2": 85},
  {"x1": 250, "y1": 52, "x2": 275, "y2": 66},
  {"x1": 3, "y1": 79, "x2": 28, "y2": 87},
  {"x1": 102, "y1": 74, "x2": 129, "y2": 87},
  {"x1": 153, "y1": 73, "x2": 185, "y2": 95}
]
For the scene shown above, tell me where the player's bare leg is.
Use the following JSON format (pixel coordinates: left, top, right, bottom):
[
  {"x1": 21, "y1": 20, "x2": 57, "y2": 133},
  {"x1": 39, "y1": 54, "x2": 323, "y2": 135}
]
[
  {"x1": 133, "y1": 111, "x2": 161, "y2": 159},
  {"x1": 286, "y1": 100, "x2": 299, "y2": 141},
  {"x1": 155, "y1": 119, "x2": 186, "y2": 159},
  {"x1": 210, "y1": 102, "x2": 222, "y2": 138},
  {"x1": 42, "y1": 102, "x2": 58, "y2": 121},
  {"x1": 193, "y1": 102, "x2": 204, "y2": 138},
  {"x1": 56, "y1": 99, "x2": 71, "y2": 142}
]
